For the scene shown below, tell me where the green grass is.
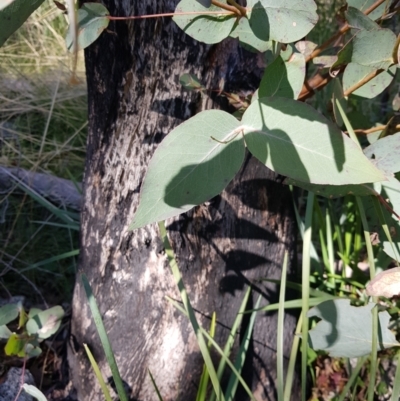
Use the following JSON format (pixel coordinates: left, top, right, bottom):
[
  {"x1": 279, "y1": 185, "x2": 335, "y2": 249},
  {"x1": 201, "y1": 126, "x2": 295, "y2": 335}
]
[{"x1": 0, "y1": 1, "x2": 87, "y2": 303}]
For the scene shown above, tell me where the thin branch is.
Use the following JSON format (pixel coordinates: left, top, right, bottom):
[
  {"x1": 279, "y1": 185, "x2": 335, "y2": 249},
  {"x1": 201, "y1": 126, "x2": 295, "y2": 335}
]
[
  {"x1": 351, "y1": 124, "x2": 400, "y2": 135},
  {"x1": 305, "y1": 0, "x2": 388, "y2": 63},
  {"x1": 343, "y1": 68, "x2": 383, "y2": 96}
]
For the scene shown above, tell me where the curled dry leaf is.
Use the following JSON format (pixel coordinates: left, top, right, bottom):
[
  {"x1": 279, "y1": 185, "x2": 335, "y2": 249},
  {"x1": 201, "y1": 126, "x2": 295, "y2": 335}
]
[{"x1": 366, "y1": 267, "x2": 400, "y2": 298}]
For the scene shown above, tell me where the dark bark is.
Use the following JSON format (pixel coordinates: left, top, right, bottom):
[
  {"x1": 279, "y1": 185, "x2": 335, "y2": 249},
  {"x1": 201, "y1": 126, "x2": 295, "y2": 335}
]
[{"x1": 68, "y1": 1, "x2": 300, "y2": 400}]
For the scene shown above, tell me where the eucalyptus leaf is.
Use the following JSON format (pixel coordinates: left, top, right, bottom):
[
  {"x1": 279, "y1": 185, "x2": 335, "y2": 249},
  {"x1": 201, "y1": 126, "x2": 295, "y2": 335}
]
[
  {"x1": 0, "y1": 302, "x2": 21, "y2": 326},
  {"x1": 26, "y1": 306, "x2": 64, "y2": 339},
  {"x1": 241, "y1": 97, "x2": 386, "y2": 185},
  {"x1": 0, "y1": 324, "x2": 12, "y2": 339},
  {"x1": 229, "y1": 17, "x2": 273, "y2": 53},
  {"x1": 247, "y1": 0, "x2": 318, "y2": 43},
  {"x1": 380, "y1": 176, "x2": 400, "y2": 223},
  {"x1": 382, "y1": 241, "x2": 400, "y2": 260},
  {"x1": 343, "y1": 64, "x2": 396, "y2": 99},
  {"x1": 130, "y1": 111, "x2": 245, "y2": 229},
  {"x1": 345, "y1": 6, "x2": 380, "y2": 31},
  {"x1": 364, "y1": 132, "x2": 400, "y2": 174},
  {"x1": 259, "y1": 54, "x2": 305, "y2": 99},
  {"x1": 173, "y1": 0, "x2": 236, "y2": 44},
  {"x1": 65, "y1": 2, "x2": 109, "y2": 51},
  {"x1": 0, "y1": 0, "x2": 44, "y2": 47},
  {"x1": 284, "y1": 178, "x2": 377, "y2": 198},
  {"x1": 347, "y1": 0, "x2": 387, "y2": 21},
  {"x1": 308, "y1": 299, "x2": 399, "y2": 357}
]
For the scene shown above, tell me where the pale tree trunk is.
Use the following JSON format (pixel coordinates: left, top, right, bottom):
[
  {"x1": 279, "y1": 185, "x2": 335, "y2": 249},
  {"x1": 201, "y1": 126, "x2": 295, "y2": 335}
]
[{"x1": 68, "y1": 0, "x2": 300, "y2": 400}]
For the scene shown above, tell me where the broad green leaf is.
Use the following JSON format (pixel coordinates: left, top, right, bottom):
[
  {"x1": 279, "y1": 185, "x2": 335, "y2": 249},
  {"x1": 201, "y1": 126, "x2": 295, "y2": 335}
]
[
  {"x1": 382, "y1": 242, "x2": 400, "y2": 260},
  {"x1": 364, "y1": 132, "x2": 400, "y2": 174},
  {"x1": 247, "y1": 0, "x2": 318, "y2": 44},
  {"x1": 130, "y1": 111, "x2": 244, "y2": 229},
  {"x1": 5, "y1": 332, "x2": 25, "y2": 356},
  {"x1": 173, "y1": 0, "x2": 236, "y2": 44},
  {"x1": 241, "y1": 97, "x2": 385, "y2": 185},
  {"x1": 180, "y1": 73, "x2": 205, "y2": 91},
  {"x1": 347, "y1": 0, "x2": 386, "y2": 21},
  {"x1": 351, "y1": 29, "x2": 396, "y2": 70},
  {"x1": 308, "y1": 299, "x2": 399, "y2": 357},
  {"x1": 22, "y1": 384, "x2": 48, "y2": 401},
  {"x1": 196, "y1": 0, "x2": 212, "y2": 7},
  {"x1": 25, "y1": 343, "x2": 42, "y2": 359},
  {"x1": 0, "y1": 302, "x2": 21, "y2": 326},
  {"x1": 0, "y1": 0, "x2": 44, "y2": 47},
  {"x1": 345, "y1": 6, "x2": 379, "y2": 31},
  {"x1": 284, "y1": 178, "x2": 377, "y2": 198},
  {"x1": 65, "y1": 3, "x2": 109, "y2": 51},
  {"x1": 343, "y1": 64, "x2": 396, "y2": 98},
  {"x1": 229, "y1": 17, "x2": 273, "y2": 53},
  {"x1": 0, "y1": 324, "x2": 12, "y2": 339},
  {"x1": 259, "y1": 54, "x2": 305, "y2": 99},
  {"x1": 26, "y1": 306, "x2": 64, "y2": 339},
  {"x1": 380, "y1": 176, "x2": 400, "y2": 222}
]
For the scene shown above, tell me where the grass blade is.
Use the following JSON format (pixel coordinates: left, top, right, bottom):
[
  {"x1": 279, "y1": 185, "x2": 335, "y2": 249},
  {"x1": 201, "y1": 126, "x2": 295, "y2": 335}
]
[
  {"x1": 148, "y1": 369, "x2": 165, "y2": 401},
  {"x1": 225, "y1": 295, "x2": 261, "y2": 401},
  {"x1": 158, "y1": 221, "x2": 225, "y2": 401},
  {"x1": 277, "y1": 251, "x2": 288, "y2": 401},
  {"x1": 81, "y1": 273, "x2": 128, "y2": 401},
  {"x1": 83, "y1": 343, "x2": 113, "y2": 401}
]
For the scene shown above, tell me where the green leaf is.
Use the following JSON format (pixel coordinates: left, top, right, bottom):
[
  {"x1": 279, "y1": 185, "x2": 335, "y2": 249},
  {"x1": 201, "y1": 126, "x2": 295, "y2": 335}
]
[
  {"x1": 0, "y1": 325, "x2": 12, "y2": 339},
  {"x1": 179, "y1": 73, "x2": 205, "y2": 91},
  {"x1": 332, "y1": 78, "x2": 346, "y2": 128},
  {"x1": 0, "y1": 0, "x2": 44, "y2": 47},
  {"x1": 382, "y1": 242, "x2": 400, "y2": 260},
  {"x1": 130, "y1": 111, "x2": 244, "y2": 229},
  {"x1": 343, "y1": 64, "x2": 396, "y2": 99},
  {"x1": 26, "y1": 306, "x2": 64, "y2": 339},
  {"x1": 347, "y1": 0, "x2": 386, "y2": 21},
  {"x1": 173, "y1": 0, "x2": 236, "y2": 44},
  {"x1": 0, "y1": 302, "x2": 21, "y2": 326},
  {"x1": 259, "y1": 54, "x2": 305, "y2": 100},
  {"x1": 284, "y1": 179, "x2": 377, "y2": 198},
  {"x1": 229, "y1": 17, "x2": 273, "y2": 53},
  {"x1": 308, "y1": 299, "x2": 399, "y2": 357},
  {"x1": 241, "y1": 97, "x2": 386, "y2": 185},
  {"x1": 380, "y1": 176, "x2": 400, "y2": 223},
  {"x1": 65, "y1": 3, "x2": 109, "y2": 51},
  {"x1": 351, "y1": 29, "x2": 396, "y2": 70},
  {"x1": 22, "y1": 384, "x2": 48, "y2": 401},
  {"x1": 345, "y1": 6, "x2": 380, "y2": 31},
  {"x1": 247, "y1": 0, "x2": 318, "y2": 44},
  {"x1": 5, "y1": 332, "x2": 25, "y2": 356},
  {"x1": 364, "y1": 132, "x2": 400, "y2": 174}
]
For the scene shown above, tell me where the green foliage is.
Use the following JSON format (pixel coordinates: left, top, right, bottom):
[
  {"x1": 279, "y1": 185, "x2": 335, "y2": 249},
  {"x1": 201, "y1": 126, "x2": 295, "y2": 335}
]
[
  {"x1": 308, "y1": 299, "x2": 399, "y2": 357},
  {"x1": 0, "y1": 302, "x2": 64, "y2": 359},
  {"x1": 0, "y1": 0, "x2": 45, "y2": 47},
  {"x1": 65, "y1": 2, "x2": 109, "y2": 51}
]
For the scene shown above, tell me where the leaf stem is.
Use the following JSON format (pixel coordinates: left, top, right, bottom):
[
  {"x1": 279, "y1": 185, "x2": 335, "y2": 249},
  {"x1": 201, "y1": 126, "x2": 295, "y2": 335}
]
[
  {"x1": 226, "y1": 0, "x2": 247, "y2": 16},
  {"x1": 349, "y1": 124, "x2": 400, "y2": 135},
  {"x1": 212, "y1": 0, "x2": 242, "y2": 16},
  {"x1": 108, "y1": 10, "x2": 235, "y2": 20}
]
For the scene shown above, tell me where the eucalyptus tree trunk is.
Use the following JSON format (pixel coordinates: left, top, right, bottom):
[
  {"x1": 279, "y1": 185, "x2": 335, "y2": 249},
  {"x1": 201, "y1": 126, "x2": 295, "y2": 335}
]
[{"x1": 68, "y1": 0, "x2": 299, "y2": 400}]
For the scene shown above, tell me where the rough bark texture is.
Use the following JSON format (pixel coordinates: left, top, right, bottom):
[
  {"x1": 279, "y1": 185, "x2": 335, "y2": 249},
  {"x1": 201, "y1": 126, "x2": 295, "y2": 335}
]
[{"x1": 69, "y1": 1, "x2": 299, "y2": 400}]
